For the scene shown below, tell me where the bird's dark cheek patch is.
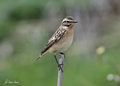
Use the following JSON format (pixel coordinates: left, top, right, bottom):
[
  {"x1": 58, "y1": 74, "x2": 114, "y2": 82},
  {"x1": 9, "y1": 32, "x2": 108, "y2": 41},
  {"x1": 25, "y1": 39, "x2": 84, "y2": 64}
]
[{"x1": 64, "y1": 24, "x2": 71, "y2": 27}]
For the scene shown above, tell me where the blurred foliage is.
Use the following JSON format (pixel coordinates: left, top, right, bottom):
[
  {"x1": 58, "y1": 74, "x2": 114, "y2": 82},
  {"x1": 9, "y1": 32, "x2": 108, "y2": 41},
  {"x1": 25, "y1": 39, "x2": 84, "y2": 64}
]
[{"x1": 0, "y1": 0, "x2": 120, "y2": 86}]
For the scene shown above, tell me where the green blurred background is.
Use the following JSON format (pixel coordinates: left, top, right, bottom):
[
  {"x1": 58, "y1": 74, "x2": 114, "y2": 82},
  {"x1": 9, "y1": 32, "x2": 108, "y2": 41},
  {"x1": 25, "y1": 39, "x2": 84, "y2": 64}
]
[{"x1": 0, "y1": 0, "x2": 120, "y2": 86}]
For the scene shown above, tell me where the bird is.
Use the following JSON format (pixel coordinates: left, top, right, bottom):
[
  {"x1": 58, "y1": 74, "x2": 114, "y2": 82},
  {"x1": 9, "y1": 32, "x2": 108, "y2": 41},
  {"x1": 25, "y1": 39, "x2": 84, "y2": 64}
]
[{"x1": 36, "y1": 16, "x2": 77, "y2": 72}]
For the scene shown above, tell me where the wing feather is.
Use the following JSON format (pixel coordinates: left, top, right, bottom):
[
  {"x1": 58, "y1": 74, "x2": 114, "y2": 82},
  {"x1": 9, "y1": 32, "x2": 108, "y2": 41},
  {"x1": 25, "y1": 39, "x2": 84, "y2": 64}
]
[{"x1": 41, "y1": 28, "x2": 66, "y2": 54}]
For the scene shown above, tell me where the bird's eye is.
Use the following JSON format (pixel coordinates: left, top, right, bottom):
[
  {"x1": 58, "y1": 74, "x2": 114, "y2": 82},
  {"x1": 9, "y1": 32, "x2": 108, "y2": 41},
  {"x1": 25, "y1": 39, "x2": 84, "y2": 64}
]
[
  {"x1": 66, "y1": 21, "x2": 69, "y2": 23},
  {"x1": 63, "y1": 21, "x2": 69, "y2": 23}
]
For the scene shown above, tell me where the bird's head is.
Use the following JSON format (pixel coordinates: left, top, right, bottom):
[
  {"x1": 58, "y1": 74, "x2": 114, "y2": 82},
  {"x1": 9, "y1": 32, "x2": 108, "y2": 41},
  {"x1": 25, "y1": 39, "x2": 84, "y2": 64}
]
[{"x1": 61, "y1": 16, "x2": 77, "y2": 28}]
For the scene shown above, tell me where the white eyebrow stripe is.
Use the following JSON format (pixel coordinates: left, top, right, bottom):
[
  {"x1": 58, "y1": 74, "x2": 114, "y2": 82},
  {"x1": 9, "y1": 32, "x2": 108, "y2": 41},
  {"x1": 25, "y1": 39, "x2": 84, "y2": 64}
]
[{"x1": 63, "y1": 19, "x2": 69, "y2": 22}]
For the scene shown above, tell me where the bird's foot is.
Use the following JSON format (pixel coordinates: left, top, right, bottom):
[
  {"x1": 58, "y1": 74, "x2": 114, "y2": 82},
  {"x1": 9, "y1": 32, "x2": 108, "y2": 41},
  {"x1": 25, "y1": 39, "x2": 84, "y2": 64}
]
[
  {"x1": 58, "y1": 64, "x2": 64, "y2": 72},
  {"x1": 60, "y1": 52, "x2": 65, "y2": 58},
  {"x1": 58, "y1": 64, "x2": 63, "y2": 67}
]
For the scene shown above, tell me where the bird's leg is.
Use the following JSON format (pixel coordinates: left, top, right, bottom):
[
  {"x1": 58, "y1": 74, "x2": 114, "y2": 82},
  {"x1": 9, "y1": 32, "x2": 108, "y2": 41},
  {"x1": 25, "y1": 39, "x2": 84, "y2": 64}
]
[{"x1": 54, "y1": 53, "x2": 63, "y2": 72}]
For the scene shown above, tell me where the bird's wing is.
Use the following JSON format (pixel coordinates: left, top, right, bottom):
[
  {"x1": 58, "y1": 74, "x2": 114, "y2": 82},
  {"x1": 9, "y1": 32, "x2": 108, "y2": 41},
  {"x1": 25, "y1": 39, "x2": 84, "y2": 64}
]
[{"x1": 41, "y1": 28, "x2": 66, "y2": 54}]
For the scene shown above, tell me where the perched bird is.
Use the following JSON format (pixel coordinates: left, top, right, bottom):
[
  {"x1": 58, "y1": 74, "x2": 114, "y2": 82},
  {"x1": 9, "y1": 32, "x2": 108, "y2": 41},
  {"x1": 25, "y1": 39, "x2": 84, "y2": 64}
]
[{"x1": 36, "y1": 16, "x2": 77, "y2": 72}]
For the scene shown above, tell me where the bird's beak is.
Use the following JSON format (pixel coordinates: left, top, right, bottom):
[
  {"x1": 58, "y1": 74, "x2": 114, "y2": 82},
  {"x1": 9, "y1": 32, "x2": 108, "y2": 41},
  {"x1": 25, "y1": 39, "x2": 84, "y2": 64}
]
[{"x1": 73, "y1": 20, "x2": 78, "y2": 23}]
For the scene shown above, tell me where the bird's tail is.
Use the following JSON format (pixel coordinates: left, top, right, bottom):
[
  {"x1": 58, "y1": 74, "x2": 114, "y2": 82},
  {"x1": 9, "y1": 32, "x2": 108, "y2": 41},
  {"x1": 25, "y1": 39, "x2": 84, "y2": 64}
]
[
  {"x1": 35, "y1": 55, "x2": 42, "y2": 61},
  {"x1": 35, "y1": 50, "x2": 48, "y2": 61}
]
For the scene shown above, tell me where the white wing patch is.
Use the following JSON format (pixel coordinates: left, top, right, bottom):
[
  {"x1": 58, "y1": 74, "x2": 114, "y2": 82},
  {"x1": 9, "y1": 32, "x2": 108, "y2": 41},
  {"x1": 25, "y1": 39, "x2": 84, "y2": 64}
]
[{"x1": 52, "y1": 37, "x2": 55, "y2": 40}]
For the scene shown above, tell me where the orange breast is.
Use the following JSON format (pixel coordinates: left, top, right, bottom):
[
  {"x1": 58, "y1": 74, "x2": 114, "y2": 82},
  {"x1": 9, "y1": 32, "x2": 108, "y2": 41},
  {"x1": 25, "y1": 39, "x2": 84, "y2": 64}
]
[{"x1": 48, "y1": 27, "x2": 74, "y2": 53}]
